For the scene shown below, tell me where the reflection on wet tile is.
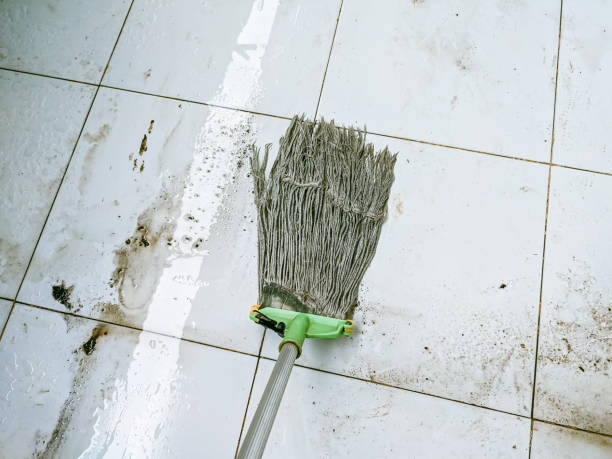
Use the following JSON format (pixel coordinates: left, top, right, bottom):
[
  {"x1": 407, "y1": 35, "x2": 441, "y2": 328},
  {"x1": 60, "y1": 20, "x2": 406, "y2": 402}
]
[
  {"x1": 318, "y1": 0, "x2": 560, "y2": 161},
  {"x1": 19, "y1": 87, "x2": 290, "y2": 354},
  {"x1": 531, "y1": 421, "x2": 612, "y2": 459},
  {"x1": 535, "y1": 168, "x2": 612, "y2": 434},
  {"x1": 0, "y1": 0, "x2": 131, "y2": 82},
  {"x1": 0, "y1": 304, "x2": 255, "y2": 457},
  {"x1": 104, "y1": 0, "x2": 340, "y2": 117},
  {"x1": 262, "y1": 135, "x2": 548, "y2": 415},
  {"x1": 553, "y1": 1, "x2": 612, "y2": 174},
  {"x1": 0, "y1": 70, "x2": 95, "y2": 298},
  {"x1": 242, "y1": 359, "x2": 530, "y2": 458}
]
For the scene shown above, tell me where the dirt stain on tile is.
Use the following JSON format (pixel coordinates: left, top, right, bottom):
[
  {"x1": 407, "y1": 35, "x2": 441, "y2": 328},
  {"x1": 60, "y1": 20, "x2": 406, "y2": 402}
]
[
  {"x1": 37, "y1": 325, "x2": 110, "y2": 458},
  {"x1": 80, "y1": 124, "x2": 111, "y2": 194},
  {"x1": 52, "y1": 281, "x2": 76, "y2": 311},
  {"x1": 541, "y1": 264, "x2": 611, "y2": 373},
  {"x1": 537, "y1": 261, "x2": 612, "y2": 433},
  {"x1": 109, "y1": 185, "x2": 182, "y2": 315},
  {"x1": 0, "y1": 238, "x2": 20, "y2": 283},
  {"x1": 82, "y1": 324, "x2": 108, "y2": 356}
]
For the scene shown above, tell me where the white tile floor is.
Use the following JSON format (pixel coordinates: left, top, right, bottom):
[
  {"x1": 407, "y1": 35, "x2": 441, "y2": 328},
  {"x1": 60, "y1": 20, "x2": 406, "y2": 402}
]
[{"x1": 0, "y1": 1, "x2": 611, "y2": 458}]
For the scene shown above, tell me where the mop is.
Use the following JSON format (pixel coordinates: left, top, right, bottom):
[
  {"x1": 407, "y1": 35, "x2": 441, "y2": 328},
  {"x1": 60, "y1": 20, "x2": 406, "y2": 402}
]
[{"x1": 237, "y1": 117, "x2": 397, "y2": 458}]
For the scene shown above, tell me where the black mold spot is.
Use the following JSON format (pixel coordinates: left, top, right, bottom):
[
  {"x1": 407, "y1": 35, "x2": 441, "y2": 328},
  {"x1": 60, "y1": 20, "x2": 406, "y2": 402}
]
[{"x1": 499, "y1": 283, "x2": 507, "y2": 289}]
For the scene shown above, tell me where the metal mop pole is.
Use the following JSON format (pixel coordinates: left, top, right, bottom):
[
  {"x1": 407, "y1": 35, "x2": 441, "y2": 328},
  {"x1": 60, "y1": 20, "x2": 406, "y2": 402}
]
[{"x1": 237, "y1": 343, "x2": 298, "y2": 459}]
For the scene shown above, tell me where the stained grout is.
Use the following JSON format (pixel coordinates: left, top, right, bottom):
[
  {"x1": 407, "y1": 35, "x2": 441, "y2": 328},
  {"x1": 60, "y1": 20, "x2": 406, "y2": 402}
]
[
  {"x1": 11, "y1": 67, "x2": 612, "y2": 182},
  {"x1": 15, "y1": 296, "x2": 611, "y2": 440},
  {"x1": 1, "y1": 67, "x2": 612, "y2": 179},
  {"x1": 257, "y1": 355, "x2": 531, "y2": 420},
  {"x1": 1, "y1": 0, "x2": 608, "y2": 450},
  {"x1": 313, "y1": 0, "x2": 344, "y2": 119},
  {"x1": 528, "y1": 1, "x2": 564, "y2": 457},
  {"x1": 14, "y1": 300, "x2": 260, "y2": 359},
  {"x1": 10, "y1": 295, "x2": 612, "y2": 441},
  {"x1": 99, "y1": 83, "x2": 294, "y2": 122},
  {"x1": 0, "y1": 66, "x2": 98, "y2": 86},
  {"x1": 533, "y1": 418, "x2": 612, "y2": 440},
  {"x1": 0, "y1": 0, "x2": 135, "y2": 344},
  {"x1": 0, "y1": 88, "x2": 101, "y2": 342}
]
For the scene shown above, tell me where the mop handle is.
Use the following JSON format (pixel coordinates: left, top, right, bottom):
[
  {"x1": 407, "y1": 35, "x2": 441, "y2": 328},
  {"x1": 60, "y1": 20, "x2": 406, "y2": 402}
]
[{"x1": 237, "y1": 343, "x2": 298, "y2": 459}]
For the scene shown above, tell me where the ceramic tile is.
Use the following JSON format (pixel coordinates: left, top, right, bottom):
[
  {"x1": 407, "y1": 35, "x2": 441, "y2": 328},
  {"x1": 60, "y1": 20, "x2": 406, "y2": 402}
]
[
  {"x1": 0, "y1": 304, "x2": 255, "y2": 457},
  {"x1": 262, "y1": 135, "x2": 548, "y2": 415},
  {"x1": 553, "y1": 1, "x2": 612, "y2": 174},
  {"x1": 104, "y1": 0, "x2": 339, "y2": 117},
  {"x1": 241, "y1": 359, "x2": 530, "y2": 458},
  {"x1": 535, "y1": 168, "x2": 612, "y2": 434},
  {"x1": 0, "y1": 299, "x2": 12, "y2": 330},
  {"x1": 0, "y1": 0, "x2": 131, "y2": 83},
  {"x1": 0, "y1": 70, "x2": 95, "y2": 298},
  {"x1": 531, "y1": 421, "x2": 612, "y2": 459},
  {"x1": 317, "y1": 0, "x2": 560, "y2": 161},
  {"x1": 18, "y1": 87, "x2": 289, "y2": 355}
]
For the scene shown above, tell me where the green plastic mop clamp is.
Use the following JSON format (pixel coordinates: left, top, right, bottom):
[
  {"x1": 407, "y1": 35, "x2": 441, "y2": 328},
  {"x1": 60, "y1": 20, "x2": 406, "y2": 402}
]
[{"x1": 249, "y1": 305, "x2": 353, "y2": 358}]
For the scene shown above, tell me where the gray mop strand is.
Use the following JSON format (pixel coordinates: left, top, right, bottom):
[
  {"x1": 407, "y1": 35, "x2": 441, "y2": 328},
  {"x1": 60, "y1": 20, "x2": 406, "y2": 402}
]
[
  {"x1": 251, "y1": 116, "x2": 397, "y2": 319},
  {"x1": 237, "y1": 117, "x2": 396, "y2": 459}
]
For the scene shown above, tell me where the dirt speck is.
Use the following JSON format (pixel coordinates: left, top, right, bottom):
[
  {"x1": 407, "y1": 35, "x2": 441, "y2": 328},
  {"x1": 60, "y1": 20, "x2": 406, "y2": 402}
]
[
  {"x1": 455, "y1": 58, "x2": 468, "y2": 71},
  {"x1": 395, "y1": 199, "x2": 403, "y2": 215},
  {"x1": 138, "y1": 134, "x2": 148, "y2": 156},
  {"x1": 499, "y1": 283, "x2": 507, "y2": 289},
  {"x1": 144, "y1": 68, "x2": 152, "y2": 78}
]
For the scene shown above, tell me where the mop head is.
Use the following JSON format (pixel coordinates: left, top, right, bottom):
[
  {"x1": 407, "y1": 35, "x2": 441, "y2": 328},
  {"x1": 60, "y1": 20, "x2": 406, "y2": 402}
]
[{"x1": 251, "y1": 116, "x2": 397, "y2": 319}]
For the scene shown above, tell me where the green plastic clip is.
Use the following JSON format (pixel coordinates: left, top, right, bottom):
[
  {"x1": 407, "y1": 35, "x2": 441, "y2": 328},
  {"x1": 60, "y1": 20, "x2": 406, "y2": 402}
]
[{"x1": 249, "y1": 305, "x2": 353, "y2": 357}]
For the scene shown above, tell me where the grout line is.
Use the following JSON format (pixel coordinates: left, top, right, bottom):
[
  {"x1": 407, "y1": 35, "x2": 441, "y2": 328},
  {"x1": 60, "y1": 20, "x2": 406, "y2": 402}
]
[
  {"x1": 10, "y1": 299, "x2": 612, "y2": 441},
  {"x1": 530, "y1": 165, "x2": 552, "y2": 419},
  {"x1": 533, "y1": 418, "x2": 612, "y2": 439},
  {"x1": 0, "y1": 66, "x2": 97, "y2": 86},
  {"x1": 0, "y1": 89, "x2": 100, "y2": 343},
  {"x1": 368, "y1": 130, "x2": 552, "y2": 166},
  {"x1": 99, "y1": 83, "x2": 293, "y2": 121},
  {"x1": 0, "y1": 296, "x2": 15, "y2": 303},
  {"x1": 14, "y1": 300, "x2": 260, "y2": 359},
  {"x1": 234, "y1": 329, "x2": 267, "y2": 458},
  {"x1": 4, "y1": 68, "x2": 612, "y2": 178},
  {"x1": 0, "y1": 1, "x2": 135, "y2": 345},
  {"x1": 314, "y1": 0, "x2": 344, "y2": 119},
  {"x1": 529, "y1": 1, "x2": 563, "y2": 457},
  {"x1": 98, "y1": 0, "x2": 135, "y2": 84},
  {"x1": 550, "y1": 162, "x2": 612, "y2": 177},
  {"x1": 258, "y1": 355, "x2": 530, "y2": 421}
]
